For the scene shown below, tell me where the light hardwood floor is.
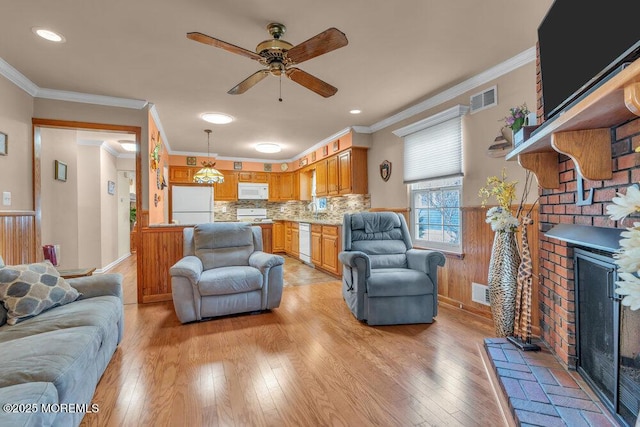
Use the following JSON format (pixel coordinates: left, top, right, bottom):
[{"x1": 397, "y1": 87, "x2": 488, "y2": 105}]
[{"x1": 83, "y1": 255, "x2": 505, "y2": 427}]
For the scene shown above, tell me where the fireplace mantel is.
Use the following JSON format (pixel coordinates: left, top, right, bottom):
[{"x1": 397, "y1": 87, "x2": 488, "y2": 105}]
[
  {"x1": 507, "y1": 58, "x2": 640, "y2": 189},
  {"x1": 545, "y1": 224, "x2": 623, "y2": 253}
]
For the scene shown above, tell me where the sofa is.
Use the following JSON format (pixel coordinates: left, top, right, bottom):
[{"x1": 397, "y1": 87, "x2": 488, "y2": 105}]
[
  {"x1": 338, "y1": 212, "x2": 446, "y2": 325},
  {"x1": 170, "y1": 222, "x2": 285, "y2": 323},
  {"x1": 0, "y1": 257, "x2": 124, "y2": 427}
]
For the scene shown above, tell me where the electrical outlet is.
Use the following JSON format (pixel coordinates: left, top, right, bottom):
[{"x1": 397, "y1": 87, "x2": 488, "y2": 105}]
[
  {"x1": 2, "y1": 192, "x2": 10, "y2": 206},
  {"x1": 221, "y1": 206, "x2": 227, "y2": 213},
  {"x1": 280, "y1": 206, "x2": 285, "y2": 213}
]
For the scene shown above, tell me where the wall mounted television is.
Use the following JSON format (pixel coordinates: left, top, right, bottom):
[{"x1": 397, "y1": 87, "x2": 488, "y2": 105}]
[{"x1": 538, "y1": 0, "x2": 640, "y2": 122}]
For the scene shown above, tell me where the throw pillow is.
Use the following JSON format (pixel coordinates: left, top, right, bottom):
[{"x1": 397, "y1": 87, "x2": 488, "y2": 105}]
[{"x1": 0, "y1": 261, "x2": 80, "y2": 325}]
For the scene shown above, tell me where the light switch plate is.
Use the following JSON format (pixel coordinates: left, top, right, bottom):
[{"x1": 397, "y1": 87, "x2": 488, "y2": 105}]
[{"x1": 2, "y1": 192, "x2": 10, "y2": 206}]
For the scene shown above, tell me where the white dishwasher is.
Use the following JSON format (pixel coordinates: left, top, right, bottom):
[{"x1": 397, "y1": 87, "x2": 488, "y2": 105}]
[{"x1": 299, "y1": 223, "x2": 311, "y2": 263}]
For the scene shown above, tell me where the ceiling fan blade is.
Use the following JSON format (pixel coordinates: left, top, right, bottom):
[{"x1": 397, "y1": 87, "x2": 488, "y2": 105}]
[
  {"x1": 187, "y1": 32, "x2": 262, "y2": 62},
  {"x1": 228, "y1": 70, "x2": 270, "y2": 95},
  {"x1": 286, "y1": 68, "x2": 337, "y2": 98},
  {"x1": 285, "y1": 28, "x2": 348, "y2": 64}
]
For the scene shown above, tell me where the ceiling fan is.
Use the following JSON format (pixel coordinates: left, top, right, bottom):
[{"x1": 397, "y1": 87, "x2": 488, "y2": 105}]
[{"x1": 187, "y1": 23, "x2": 348, "y2": 98}]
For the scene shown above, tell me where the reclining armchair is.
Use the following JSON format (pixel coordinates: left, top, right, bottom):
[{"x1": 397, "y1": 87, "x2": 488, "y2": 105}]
[
  {"x1": 338, "y1": 212, "x2": 445, "y2": 325},
  {"x1": 170, "y1": 222, "x2": 284, "y2": 323}
]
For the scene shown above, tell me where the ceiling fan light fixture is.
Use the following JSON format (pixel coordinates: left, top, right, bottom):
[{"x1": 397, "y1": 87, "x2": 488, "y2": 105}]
[
  {"x1": 32, "y1": 27, "x2": 65, "y2": 43},
  {"x1": 201, "y1": 113, "x2": 234, "y2": 125},
  {"x1": 255, "y1": 143, "x2": 282, "y2": 154}
]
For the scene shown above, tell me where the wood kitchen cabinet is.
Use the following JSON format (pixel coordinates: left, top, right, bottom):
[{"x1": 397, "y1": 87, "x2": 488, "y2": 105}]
[
  {"x1": 213, "y1": 171, "x2": 237, "y2": 201},
  {"x1": 338, "y1": 147, "x2": 368, "y2": 195},
  {"x1": 238, "y1": 171, "x2": 268, "y2": 183},
  {"x1": 269, "y1": 173, "x2": 295, "y2": 201},
  {"x1": 284, "y1": 221, "x2": 292, "y2": 253},
  {"x1": 321, "y1": 225, "x2": 341, "y2": 275},
  {"x1": 291, "y1": 222, "x2": 299, "y2": 257},
  {"x1": 327, "y1": 156, "x2": 339, "y2": 196},
  {"x1": 169, "y1": 166, "x2": 194, "y2": 183},
  {"x1": 310, "y1": 224, "x2": 342, "y2": 276},
  {"x1": 315, "y1": 159, "x2": 328, "y2": 196},
  {"x1": 259, "y1": 223, "x2": 273, "y2": 253},
  {"x1": 311, "y1": 224, "x2": 322, "y2": 265},
  {"x1": 273, "y1": 221, "x2": 285, "y2": 252}
]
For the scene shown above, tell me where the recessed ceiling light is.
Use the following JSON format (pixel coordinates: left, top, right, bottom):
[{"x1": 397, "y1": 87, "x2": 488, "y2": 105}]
[
  {"x1": 349, "y1": 109, "x2": 362, "y2": 114},
  {"x1": 201, "y1": 113, "x2": 234, "y2": 124},
  {"x1": 119, "y1": 143, "x2": 137, "y2": 152},
  {"x1": 255, "y1": 143, "x2": 282, "y2": 154},
  {"x1": 32, "y1": 27, "x2": 65, "y2": 43}
]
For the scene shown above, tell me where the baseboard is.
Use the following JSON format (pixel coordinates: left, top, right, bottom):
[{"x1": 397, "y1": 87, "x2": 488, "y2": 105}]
[{"x1": 97, "y1": 252, "x2": 132, "y2": 274}]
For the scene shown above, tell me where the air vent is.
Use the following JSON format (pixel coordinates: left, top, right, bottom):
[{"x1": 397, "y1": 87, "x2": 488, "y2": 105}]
[
  {"x1": 471, "y1": 282, "x2": 491, "y2": 306},
  {"x1": 470, "y1": 86, "x2": 497, "y2": 114}
]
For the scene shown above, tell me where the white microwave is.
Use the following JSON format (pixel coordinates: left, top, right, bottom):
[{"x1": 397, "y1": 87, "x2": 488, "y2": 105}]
[{"x1": 238, "y1": 183, "x2": 269, "y2": 200}]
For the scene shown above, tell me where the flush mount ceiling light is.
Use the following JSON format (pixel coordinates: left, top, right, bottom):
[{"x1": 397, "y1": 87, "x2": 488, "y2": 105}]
[
  {"x1": 255, "y1": 143, "x2": 281, "y2": 154},
  {"x1": 349, "y1": 109, "x2": 362, "y2": 114},
  {"x1": 32, "y1": 27, "x2": 66, "y2": 43},
  {"x1": 118, "y1": 140, "x2": 137, "y2": 152},
  {"x1": 201, "y1": 113, "x2": 234, "y2": 124}
]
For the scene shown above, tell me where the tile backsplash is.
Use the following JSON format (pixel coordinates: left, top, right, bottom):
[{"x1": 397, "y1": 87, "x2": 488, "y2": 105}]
[{"x1": 213, "y1": 194, "x2": 371, "y2": 222}]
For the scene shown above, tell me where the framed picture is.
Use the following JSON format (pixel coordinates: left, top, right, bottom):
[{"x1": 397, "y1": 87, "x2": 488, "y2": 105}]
[
  {"x1": 0, "y1": 132, "x2": 7, "y2": 156},
  {"x1": 107, "y1": 180, "x2": 116, "y2": 195},
  {"x1": 311, "y1": 152, "x2": 316, "y2": 162},
  {"x1": 322, "y1": 146, "x2": 328, "y2": 156},
  {"x1": 186, "y1": 156, "x2": 197, "y2": 166},
  {"x1": 54, "y1": 160, "x2": 67, "y2": 182},
  {"x1": 299, "y1": 157, "x2": 308, "y2": 167},
  {"x1": 234, "y1": 161, "x2": 243, "y2": 170},
  {"x1": 333, "y1": 140, "x2": 339, "y2": 152},
  {"x1": 263, "y1": 163, "x2": 272, "y2": 172}
]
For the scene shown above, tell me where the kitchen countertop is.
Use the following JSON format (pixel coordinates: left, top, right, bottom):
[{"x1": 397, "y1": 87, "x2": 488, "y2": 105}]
[{"x1": 271, "y1": 218, "x2": 342, "y2": 226}]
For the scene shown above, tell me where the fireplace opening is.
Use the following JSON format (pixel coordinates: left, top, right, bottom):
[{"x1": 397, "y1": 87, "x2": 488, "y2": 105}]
[{"x1": 575, "y1": 248, "x2": 640, "y2": 426}]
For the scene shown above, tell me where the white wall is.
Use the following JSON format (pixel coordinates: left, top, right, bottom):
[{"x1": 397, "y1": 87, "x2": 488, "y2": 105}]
[
  {"x1": 367, "y1": 62, "x2": 539, "y2": 208},
  {"x1": 100, "y1": 148, "x2": 119, "y2": 267},
  {"x1": 0, "y1": 75, "x2": 34, "y2": 210},
  {"x1": 40, "y1": 128, "x2": 79, "y2": 268}
]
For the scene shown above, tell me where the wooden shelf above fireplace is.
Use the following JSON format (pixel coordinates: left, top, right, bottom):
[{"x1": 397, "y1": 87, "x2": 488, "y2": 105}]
[{"x1": 507, "y1": 58, "x2": 640, "y2": 189}]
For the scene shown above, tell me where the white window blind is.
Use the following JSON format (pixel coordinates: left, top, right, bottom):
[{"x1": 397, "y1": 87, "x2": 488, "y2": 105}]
[{"x1": 393, "y1": 105, "x2": 468, "y2": 184}]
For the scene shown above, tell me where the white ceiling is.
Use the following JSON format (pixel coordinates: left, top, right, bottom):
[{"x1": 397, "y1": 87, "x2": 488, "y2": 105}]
[{"x1": 0, "y1": 0, "x2": 553, "y2": 161}]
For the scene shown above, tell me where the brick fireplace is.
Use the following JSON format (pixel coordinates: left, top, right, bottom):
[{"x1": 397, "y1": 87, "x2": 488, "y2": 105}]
[{"x1": 537, "y1": 112, "x2": 640, "y2": 368}]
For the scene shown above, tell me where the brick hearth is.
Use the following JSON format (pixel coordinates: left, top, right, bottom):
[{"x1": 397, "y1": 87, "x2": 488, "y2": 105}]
[{"x1": 485, "y1": 338, "x2": 617, "y2": 426}]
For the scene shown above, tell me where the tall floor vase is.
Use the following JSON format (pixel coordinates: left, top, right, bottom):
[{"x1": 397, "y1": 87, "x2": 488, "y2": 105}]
[{"x1": 488, "y1": 230, "x2": 521, "y2": 337}]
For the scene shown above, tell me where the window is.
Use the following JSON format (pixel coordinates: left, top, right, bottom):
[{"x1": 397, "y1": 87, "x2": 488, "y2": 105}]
[
  {"x1": 393, "y1": 104, "x2": 467, "y2": 253},
  {"x1": 410, "y1": 177, "x2": 462, "y2": 252}
]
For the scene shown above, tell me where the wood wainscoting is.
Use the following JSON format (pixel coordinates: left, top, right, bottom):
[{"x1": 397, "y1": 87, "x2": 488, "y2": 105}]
[
  {"x1": 138, "y1": 224, "x2": 185, "y2": 303},
  {"x1": 0, "y1": 211, "x2": 37, "y2": 265},
  {"x1": 436, "y1": 205, "x2": 540, "y2": 336}
]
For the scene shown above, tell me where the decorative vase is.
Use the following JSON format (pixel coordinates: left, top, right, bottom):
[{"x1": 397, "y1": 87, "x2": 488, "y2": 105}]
[{"x1": 488, "y1": 230, "x2": 521, "y2": 337}]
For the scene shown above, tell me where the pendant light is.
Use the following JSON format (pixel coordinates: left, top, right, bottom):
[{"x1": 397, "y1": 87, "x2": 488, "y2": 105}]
[{"x1": 193, "y1": 129, "x2": 224, "y2": 184}]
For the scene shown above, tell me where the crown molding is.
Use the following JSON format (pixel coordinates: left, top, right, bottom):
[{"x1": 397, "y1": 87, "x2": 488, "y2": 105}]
[
  {"x1": 369, "y1": 46, "x2": 536, "y2": 133},
  {"x1": 392, "y1": 105, "x2": 469, "y2": 137},
  {"x1": 149, "y1": 104, "x2": 171, "y2": 152},
  {"x1": 0, "y1": 57, "x2": 39, "y2": 96},
  {"x1": 36, "y1": 88, "x2": 148, "y2": 109},
  {"x1": 351, "y1": 125, "x2": 373, "y2": 134}
]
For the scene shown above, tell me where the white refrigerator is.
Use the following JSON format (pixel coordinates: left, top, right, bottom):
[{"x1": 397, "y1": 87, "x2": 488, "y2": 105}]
[{"x1": 171, "y1": 186, "x2": 214, "y2": 224}]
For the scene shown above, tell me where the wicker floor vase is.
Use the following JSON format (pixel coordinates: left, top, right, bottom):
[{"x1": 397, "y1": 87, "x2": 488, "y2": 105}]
[{"x1": 488, "y1": 230, "x2": 521, "y2": 337}]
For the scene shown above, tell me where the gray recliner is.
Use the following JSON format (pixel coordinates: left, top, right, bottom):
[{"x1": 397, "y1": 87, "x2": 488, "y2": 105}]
[
  {"x1": 169, "y1": 222, "x2": 285, "y2": 323},
  {"x1": 338, "y1": 212, "x2": 445, "y2": 325}
]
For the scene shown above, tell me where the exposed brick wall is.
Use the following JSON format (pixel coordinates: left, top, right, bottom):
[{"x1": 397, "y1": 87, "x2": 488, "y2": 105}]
[{"x1": 538, "y1": 118, "x2": 640, "y2": 367}]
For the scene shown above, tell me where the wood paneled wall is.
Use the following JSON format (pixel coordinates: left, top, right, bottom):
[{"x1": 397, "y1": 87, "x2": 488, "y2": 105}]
[
  {"x1": 0, "y1": 211, "x2": 37, "y2": 264},
  {"x1": 436, "y1": 205, "x2": 540, "y2": 336},
  {"x1": 138, "y1": 224, "x2": 185, "y2": 303}
]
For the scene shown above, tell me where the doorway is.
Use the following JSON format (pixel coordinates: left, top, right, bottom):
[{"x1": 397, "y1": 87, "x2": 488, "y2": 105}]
[{"x1": 33, "y1": 119, "x2": 142, "y2": 302}]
